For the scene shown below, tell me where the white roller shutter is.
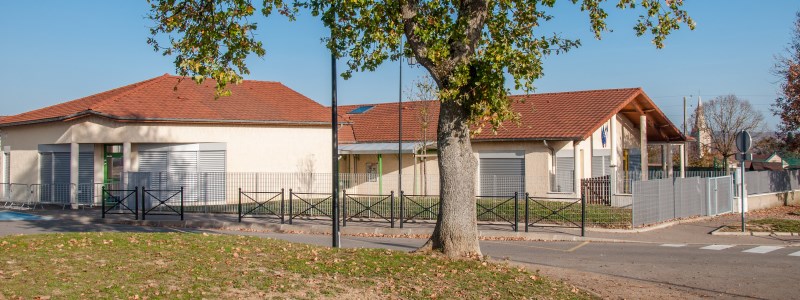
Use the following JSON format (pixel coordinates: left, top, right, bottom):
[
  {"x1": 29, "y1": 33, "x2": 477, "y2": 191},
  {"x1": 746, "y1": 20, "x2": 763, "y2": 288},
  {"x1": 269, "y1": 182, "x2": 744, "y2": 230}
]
[
  {"x1": 553, "y1": 157, "x2": 574, "y2": 192},
  {"x1": 138, "y1": 146, "x2": 226, "y2": 202},
  {"x1": 591, "y1": 155, "x2": 611, "y2": 177},
  {"x1": 480, "y1": 158, "x2": 525, "y2": 196}
]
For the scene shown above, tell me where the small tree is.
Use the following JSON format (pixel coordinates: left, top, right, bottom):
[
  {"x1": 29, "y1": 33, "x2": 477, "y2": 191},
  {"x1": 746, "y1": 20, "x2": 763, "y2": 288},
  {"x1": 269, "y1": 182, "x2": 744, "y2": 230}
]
[
  {"x1": 773, "y1": 11, "x2": 800, "y2": 152},
  {"x1": 695, "y1": 95, "x2": 764, "y2": 173},
  {"x1": 409, "y1": 75, "x2": 438, "y2": 195}
]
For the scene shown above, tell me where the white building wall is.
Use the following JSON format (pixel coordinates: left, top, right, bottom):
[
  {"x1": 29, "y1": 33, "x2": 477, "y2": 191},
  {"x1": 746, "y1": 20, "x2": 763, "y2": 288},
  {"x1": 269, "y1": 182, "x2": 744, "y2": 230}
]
[{"x1": 1, "y1": 116, "x2": 332, "y2": 184}]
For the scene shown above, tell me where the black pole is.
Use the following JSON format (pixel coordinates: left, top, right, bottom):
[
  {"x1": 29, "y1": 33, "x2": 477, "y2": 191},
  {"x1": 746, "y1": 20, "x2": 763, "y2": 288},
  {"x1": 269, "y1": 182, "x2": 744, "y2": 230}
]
[
  {"x1": 398, "y1": 53, "x2": 403, "y2": 208},
  {"x1": 524, "y1": 192, "x2": 529, "y2": 232},
  {"x1": 280, "y1": 188, "x2": 285, "y2": 224},
  {"x1": 141, "y1": 186, "x2": 146, "y2": 221},
  {"x1": 238, "y1": 187, "x2": 242, "y2": 223},
  {"x1": 399, "y1": 191, "x2": 404, "y2": 228},
  {"x1": 134, "y1": 187, "x2": 138, "y2": 220},
  {"x1": 289, "y1": 189, "x2": 293, "y2": 225},
  {"x1": 180, "y1": 186, "x2": 184, "y2": 221},
  {"x1": 390, "y1": 191, "x2": 395, "y2": 228},
  {"x1": 342, "y1": 190, "x2": 347, "y2": 227},
  {"x1": 581, "y1": 191, "x2": 586, "y2": 237},
  {"x1": 101, "y1": 186, "x2": 106, "y2": 219},
  {"x1": 331, "y1": 27, "x2": 341, "y2": 248},
  {"x1": 514, "y1": 192, "x2": 518, "y2": 232}
]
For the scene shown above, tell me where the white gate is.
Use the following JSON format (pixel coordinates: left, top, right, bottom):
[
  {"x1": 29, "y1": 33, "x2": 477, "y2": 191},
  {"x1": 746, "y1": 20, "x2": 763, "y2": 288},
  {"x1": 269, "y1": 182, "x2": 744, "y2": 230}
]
[{"x1": 707, "y1": 176, "x2": 734, "y2": 216}]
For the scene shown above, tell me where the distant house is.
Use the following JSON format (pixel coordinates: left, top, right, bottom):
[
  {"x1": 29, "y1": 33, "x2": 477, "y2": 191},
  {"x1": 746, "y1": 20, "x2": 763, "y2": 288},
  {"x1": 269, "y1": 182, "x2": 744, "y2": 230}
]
[
  {"x1": 0, "y1": 74, "x2": 333, "y2": 205},
  {"x1": 338, "y1": 88, "x2": 687, "y2": 204}
]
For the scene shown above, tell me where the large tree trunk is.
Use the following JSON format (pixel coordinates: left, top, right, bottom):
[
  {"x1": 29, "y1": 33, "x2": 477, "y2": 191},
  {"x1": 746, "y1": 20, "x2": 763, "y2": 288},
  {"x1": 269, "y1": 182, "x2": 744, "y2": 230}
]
[{"x1": 420, "y1": 99, "x2": 482, "y2": 257}]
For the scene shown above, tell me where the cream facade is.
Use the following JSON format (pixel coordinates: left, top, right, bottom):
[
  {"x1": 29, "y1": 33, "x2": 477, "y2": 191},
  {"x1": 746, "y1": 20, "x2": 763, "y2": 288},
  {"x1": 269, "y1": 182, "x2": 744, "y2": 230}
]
[
  {"x1": 339, "y1": 112, "x2": 686, "y2": 206},
  {"x1": 0, "y1": 116, "x2": 332, "y2": 205}
]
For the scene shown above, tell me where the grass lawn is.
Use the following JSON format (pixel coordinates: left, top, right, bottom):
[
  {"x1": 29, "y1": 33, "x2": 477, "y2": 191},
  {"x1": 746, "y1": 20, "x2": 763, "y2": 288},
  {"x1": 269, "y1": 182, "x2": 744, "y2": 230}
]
[
  {"x1": 0, "y1": 232, "x2": 593, "y2": 299},
  {"x1": 748, "y1": 218, "x2": 800, "y2": 232}
]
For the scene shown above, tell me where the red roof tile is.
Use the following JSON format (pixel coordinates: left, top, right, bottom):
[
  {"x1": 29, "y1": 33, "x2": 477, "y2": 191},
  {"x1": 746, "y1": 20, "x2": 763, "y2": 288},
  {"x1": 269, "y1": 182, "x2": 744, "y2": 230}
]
[
  {"x1": 341, "y1": 88, "x2": 685, "y2": 143},
  {"x1": 0, "y1": 74, "x2": 331, "y2": 126}
]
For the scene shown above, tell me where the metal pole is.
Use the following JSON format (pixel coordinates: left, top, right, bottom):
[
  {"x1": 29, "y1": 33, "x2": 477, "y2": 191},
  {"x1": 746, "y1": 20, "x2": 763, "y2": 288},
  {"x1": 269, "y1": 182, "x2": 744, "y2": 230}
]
[
  {"x1": 524, "y1": 192, "x2": 529, "y2": 232},
  {"x1": 238, "y1": 188, "x2": 242, "y2": 223},
  {"x1": 581, "y1": 191, "x2": 586, "y2": 237},
  {"x1": 331, "y1": 27, "x2": 341, "y2": 248},
  {"x1": 741, "y1": 159, "x2": 746, "y2": 232},
  {"x1": 513, "y1": 192, "x2": 518, "y2": 232},
  {"x1": 101, "y1": 186, "x2": 106, "y2": 219},
  {"x1": 399, "y1": 191, "x2": 404, "y2": 228},
  {"x1": 399, "y1": 53, "x2": 403, "y2": 207}
]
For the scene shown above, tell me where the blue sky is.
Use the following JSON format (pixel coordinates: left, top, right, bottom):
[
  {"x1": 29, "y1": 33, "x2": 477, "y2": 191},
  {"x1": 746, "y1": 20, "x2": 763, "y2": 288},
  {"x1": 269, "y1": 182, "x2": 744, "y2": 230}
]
[{"x1": 1, "y1": 1, "x2": 798, "y2": 130}]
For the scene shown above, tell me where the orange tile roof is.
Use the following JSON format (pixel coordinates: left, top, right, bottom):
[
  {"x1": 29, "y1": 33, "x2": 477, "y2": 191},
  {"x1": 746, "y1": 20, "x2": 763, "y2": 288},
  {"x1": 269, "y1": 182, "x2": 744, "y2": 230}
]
[
  {"x1": 341, "y1": 88, "x2": 685, "y2": 143},
  {"x1": 0, "y1": 74, "x2": 331, "y2": 127}
]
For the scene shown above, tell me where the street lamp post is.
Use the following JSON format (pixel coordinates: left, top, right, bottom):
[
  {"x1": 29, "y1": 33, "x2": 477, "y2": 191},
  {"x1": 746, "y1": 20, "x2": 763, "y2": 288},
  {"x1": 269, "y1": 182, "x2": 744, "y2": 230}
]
[{"x1": 331, "y1": 19, "x2": 340, "y2": 248}]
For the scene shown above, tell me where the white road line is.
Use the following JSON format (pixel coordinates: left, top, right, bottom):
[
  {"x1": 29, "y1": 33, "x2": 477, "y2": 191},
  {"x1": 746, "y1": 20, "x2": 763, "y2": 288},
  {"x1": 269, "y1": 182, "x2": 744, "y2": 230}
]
[
  {"x1": 789, "y1": 251, "x2": 800, "y2": 257},
  {"x1": 742, "y1": 246, "x2": 784, "y2": 254},
  {"x1": 660, "y1": 244, "x2": 688, "y2": 247},
  {"x1": 700, "y1": 244, "x2": 735, "y2": 251}
]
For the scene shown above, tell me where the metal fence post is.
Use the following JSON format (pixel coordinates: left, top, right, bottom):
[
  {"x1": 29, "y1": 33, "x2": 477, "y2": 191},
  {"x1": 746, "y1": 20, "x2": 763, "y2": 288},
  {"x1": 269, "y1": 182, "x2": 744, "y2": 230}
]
[
  {"x1": 280, "y1": 188, "x2": 285, "y2": 224},
  {"x1": 513, "y1": 192, "x2": 518, "y2": 232},
  {"x1": 581, "y1": 190, "x2": 586, "y2": 237},
  {"x1": 135, "y1": 187, "x2": 139, "y2": 220},
  {"x1": 524, "y1": 192, "x2": 529, "y2": 232},
  {"x1": 180, "y1": 186, "x2": 184, "y2": 221},
  {"x1": 238, "y1": 188, "x2": 242, "y2": 223},
  {"x1": 141, "y1": 186, "x2": 147, "y2": 221},
  {"x1": 288, "y1": 189, "x2": 293, "y2": 225},
  {"x1": 399, "y1": 191, "x2": 404, "y2": 228},
  {"x1": 101, "y1": 186, "x2": 106, "y2": 219},
  {"x1": 342, "y1": 190, "x2": 347, "y2": 227},
  {"x1": 390, "y1": 191, "x2": 395, "y2": 228}
]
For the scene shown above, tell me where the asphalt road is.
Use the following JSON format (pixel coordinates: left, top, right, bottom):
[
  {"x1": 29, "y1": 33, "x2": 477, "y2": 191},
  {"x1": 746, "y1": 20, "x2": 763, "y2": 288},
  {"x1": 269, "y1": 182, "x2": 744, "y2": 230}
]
[{"x1": 2, "y1": 220, "x2": 798, "y2": 299}]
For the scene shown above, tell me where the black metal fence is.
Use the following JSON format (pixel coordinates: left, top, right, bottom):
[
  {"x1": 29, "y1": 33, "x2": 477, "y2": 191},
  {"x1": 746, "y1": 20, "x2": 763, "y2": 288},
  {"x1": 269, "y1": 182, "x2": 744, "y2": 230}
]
[
  {"x1": 101, "y1": 186, "x2": 138, "y2": 219},
  {"x1": 525, "y1": 195, "x2": 584, "y2": 235},
  {"x1": 238, "y1": 188, "x2": 284, "y2": 223},
  {"x1": 142, "y1": 187, "x2": 184, "y2": 220},
  {"x1": 342, "y1": 191, "x2": 395, "y2": 227}
]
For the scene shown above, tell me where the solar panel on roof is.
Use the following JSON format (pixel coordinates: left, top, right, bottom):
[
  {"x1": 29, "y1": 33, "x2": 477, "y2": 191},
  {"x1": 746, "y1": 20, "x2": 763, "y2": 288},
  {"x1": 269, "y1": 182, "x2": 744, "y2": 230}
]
[{"x1": 348, "y1": 105, "x2": 374, "y2": 114}]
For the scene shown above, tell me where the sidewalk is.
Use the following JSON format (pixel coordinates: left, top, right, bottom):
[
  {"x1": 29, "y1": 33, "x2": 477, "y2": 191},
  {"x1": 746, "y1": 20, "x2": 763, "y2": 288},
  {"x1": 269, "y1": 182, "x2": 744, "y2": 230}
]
[{"x1": 17, "y1": 207, "x2": 800, "y2": 246}]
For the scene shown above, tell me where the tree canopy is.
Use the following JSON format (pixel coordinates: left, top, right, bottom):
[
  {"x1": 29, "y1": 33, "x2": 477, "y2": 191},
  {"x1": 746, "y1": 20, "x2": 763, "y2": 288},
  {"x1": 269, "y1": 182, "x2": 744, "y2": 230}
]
[{"x1": 149, "y1": 0, "x2": 693, "y2": 127}]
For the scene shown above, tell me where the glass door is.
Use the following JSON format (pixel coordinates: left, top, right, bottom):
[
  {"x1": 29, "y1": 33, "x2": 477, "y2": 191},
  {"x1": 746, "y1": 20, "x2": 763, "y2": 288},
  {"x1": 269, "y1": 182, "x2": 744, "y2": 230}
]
[{"x1": 104, "y1": 144, "x2": 123, "y2": 188}]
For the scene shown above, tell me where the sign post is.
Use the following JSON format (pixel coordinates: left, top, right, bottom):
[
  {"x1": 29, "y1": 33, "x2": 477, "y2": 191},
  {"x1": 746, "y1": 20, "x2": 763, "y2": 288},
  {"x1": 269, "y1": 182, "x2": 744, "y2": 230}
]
[{"x1": 735, "y1": 130, "x2": 752, "y2": 233}]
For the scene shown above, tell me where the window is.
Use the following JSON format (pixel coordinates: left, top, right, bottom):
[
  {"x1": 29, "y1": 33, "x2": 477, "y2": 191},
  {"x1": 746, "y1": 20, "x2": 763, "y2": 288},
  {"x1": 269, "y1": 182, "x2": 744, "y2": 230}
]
[
  {"x1": 348, "y1": 105, "x2": 374, "y2": 114},
  {"x1": 366, "y1": 163, "x2": 378, "y2": 182}
]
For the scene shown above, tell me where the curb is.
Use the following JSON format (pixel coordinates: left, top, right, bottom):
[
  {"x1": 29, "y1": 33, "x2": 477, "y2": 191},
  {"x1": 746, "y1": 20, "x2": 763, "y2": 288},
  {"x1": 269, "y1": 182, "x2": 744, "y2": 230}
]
[
  {"x1": 586, "y1": 215, "x2": 718, "y2": 233},
  {"x1": 53, "y1": 214, "x2": 624, "y2": 243},
  {"x1": 710, "y1": 226, "x2": 800, "y2": 236}
]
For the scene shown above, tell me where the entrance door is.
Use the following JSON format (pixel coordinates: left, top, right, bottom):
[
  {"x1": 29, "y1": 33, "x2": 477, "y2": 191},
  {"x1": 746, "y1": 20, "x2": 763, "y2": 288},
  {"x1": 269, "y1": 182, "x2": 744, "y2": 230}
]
[{"x1": 104, "y1": 144, "x2": 123, "y2": 188}]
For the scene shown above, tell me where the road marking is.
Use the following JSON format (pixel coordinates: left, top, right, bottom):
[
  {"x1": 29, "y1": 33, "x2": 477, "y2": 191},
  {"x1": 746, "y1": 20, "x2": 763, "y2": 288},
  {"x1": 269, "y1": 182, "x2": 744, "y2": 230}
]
[
  {"x1": 700, "y1": 244, "x2": 735, "y2": 251},
  {"x1": 742, "y1": 246, "x2": 783, "y2": 254},
  {"x1": 660, "y1": 244, "x2": 687, "y2": 247},
  {"x1": 789, "y1": 251, "x2": 800, "y2": 257},
  {"x1": 566, "y1": 241, "x2": 590, "y2": 252}
]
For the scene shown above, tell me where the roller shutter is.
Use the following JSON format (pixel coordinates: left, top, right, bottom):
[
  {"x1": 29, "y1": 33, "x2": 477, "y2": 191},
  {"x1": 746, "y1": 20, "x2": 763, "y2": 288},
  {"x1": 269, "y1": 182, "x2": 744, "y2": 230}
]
[
  {"x1": 591, "y1": 155, "x2": 611, "y2": 177},
  {"x1": 480, "y1": 158, "x2": 525, "y2": 196},
  {"x1": 137, "y1": 146, "x2": 226, "y2": 202},
  {"x1": 553, "y1": 157, "x2": 574, "y2": 192},
  {"x1": 77, "y1": 153, "x2": 94, "y2": 204}
]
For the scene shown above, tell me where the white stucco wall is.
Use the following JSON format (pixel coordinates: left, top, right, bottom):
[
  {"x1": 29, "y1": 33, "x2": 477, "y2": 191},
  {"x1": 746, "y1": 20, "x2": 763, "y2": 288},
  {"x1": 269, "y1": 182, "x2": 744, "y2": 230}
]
[{"x1": 1, "y1": 116, "x2": 332, "y2": 184}]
